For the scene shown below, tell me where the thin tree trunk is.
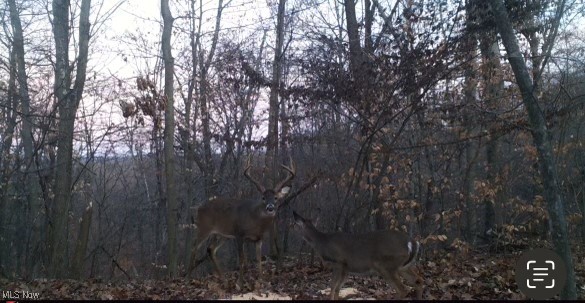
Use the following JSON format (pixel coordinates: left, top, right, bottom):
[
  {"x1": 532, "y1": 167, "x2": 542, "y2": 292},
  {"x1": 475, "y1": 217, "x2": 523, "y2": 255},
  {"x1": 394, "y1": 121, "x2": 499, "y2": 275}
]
[
  {"x1": 199, "y1": 73, "x2": 213, "y2": 197},
  {"x1": 266, "y1": 0, "x2": 286, "y2": 184},
  {"x1": 153, "y1": 127, "x2": 164, "y2": 277},
  {"x1": 462, "y1": 0, "x2": 478, "y2": 241},
  {"x1": 479, "y1": 31, "x2": 505, "y2": 236},
  {"x1": 489, "y1": 0, "x2": 576, "y2": 298},
  {"x1": 266, "y1": 0, "x2": 286, "y2": 264},
  {"x1": 183, "y1": 0, "x2": 200, "y2": 272},
  {"x1": 198, "y1": 0, "x2": 224, "y2": 198},
  {"x1": 161, "y1": 0, "x2": 177, "y2": 278},
  {"x1": 186, "y1": 0, "x2": 224, "y2": 275},
  {"x1": 460, "y1": 1, "x2": 482, "y2": 241},
  {"x1": 71, "y1": 202, "x2": 93, "y2": 279},
  {"x1": 276, "y1": 59, "x2": 290, "y2": 264}
]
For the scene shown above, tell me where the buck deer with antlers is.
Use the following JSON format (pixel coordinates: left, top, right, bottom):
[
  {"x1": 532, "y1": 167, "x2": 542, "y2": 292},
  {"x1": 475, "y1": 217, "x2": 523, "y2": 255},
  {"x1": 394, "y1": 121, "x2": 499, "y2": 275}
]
[
  {"x1": 293, "y1": 211, "x2": 423, "y2": 300},
  {"x1": 187, "y1": 162, "x2": 295, "y2": 287}
]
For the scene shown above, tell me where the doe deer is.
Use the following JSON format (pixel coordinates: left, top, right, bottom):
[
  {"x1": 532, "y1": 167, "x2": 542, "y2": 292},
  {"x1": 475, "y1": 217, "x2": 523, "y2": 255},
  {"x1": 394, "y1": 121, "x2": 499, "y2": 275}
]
[
  {"x1": 187, "y1": 162, "x2": 295, "y2": 287},
  {"x1": 292, "y1": 211, "x2": 423, "y2": 300}
]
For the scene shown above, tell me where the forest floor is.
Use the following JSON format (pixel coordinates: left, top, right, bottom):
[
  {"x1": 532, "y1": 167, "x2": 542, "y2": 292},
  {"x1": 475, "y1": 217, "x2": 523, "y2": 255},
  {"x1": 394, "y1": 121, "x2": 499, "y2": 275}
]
[{"x1": 2, "y1": 245, "x2": 585, "y2": 300}]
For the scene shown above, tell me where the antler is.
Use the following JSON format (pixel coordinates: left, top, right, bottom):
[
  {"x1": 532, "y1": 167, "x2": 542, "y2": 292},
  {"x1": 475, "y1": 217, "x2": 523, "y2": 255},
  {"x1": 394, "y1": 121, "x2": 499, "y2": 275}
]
[
  {"x1": 274, "y1": 158, "x2": 296, "y2": 192},
  {"x1": 244, "y1": 160, "x2": 266, "y2": 193}
]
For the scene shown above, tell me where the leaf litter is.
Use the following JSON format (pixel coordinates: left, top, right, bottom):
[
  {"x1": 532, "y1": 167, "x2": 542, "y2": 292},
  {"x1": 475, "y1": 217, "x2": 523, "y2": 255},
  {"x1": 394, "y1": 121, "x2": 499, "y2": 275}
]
[{"x1": 2, "y1": 247, "x2": 584, "y2": 300}]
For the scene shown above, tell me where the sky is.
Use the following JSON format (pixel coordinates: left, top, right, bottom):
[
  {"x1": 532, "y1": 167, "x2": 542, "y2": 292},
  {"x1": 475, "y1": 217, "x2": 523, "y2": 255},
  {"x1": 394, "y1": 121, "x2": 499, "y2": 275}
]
[
  {"x1": 82, "y1": 0, "x2": 275, "y2": 156},
  {"x1": 75, "y1": 0, "x2": 585, "y2": 156},
  {"x1": 98, "y1": 0, "x2": 274, "y2": 79},
  {"x1": 96, "y1": 0, "x2": 167, "y2": 79},
  {"x1": 7, "y1": 0, "x2": 583, "y2": 156}
]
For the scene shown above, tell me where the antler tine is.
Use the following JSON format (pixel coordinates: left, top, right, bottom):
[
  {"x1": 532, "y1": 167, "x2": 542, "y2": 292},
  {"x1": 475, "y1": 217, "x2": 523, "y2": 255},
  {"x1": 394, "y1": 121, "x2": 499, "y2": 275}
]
[
  {"x1": 275, "y1": 158, "x2": 296, "y2": 191},
  {"x1": 245, "y1": 154, "x2": 253, "y2": 169},
  {"x1": 280, "y1": 155, "x2": 295, "y2": 174},
  {"x1": 244, "y1": 161, "x2": 265, "y2": 193}
]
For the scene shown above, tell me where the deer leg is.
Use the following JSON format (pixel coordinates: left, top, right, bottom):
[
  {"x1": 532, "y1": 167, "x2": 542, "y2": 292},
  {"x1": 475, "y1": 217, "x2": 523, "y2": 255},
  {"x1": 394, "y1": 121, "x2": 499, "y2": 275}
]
[
  {"x1": 330, "y1": 265, "x2": 348, "y2": 300},
  {"x1": 378, "y1": 268, "x2": 407, "y2": 299},
  {"x1": 399, "y1": 267, "x2": 423, "y2": 299},
  {"x1": 187, "y1": 245, "x2": 201, "y2": 278},
  {"x1": 208, "y1": 236, "x2": 225, "y2": 278},
  {"x1": 271, "y1": 224, "x2": 282, "y2": 273},
  {"x1": 255, "y1": 240, "x2": 263, "y2": 278},
  {"x1": 236, "y1": 237, "x2": 246, "y2": 287},
  {"x1": 186, "y1": 230, "x2": 211, "y2": 278}
]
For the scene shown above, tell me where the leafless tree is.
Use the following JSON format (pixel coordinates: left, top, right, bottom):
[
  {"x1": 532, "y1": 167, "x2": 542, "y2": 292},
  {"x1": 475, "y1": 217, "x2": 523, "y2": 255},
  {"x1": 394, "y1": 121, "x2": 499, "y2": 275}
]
[
  {"x1": 160, "y1": 0, "x2": 178, "y2": 278},
  {"x1": 489, "y1": 0, "x2": 576, "y2": 298}
]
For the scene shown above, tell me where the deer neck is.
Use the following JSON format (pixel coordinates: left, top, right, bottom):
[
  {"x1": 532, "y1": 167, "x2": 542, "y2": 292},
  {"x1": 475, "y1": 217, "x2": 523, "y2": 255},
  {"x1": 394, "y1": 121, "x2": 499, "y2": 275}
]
[
  {"x1": 250, "y1": 203, "x2": 275, "y2": 219},
  {"x1": 303, "y1": 225, "x2": 328, "y2": 247}
]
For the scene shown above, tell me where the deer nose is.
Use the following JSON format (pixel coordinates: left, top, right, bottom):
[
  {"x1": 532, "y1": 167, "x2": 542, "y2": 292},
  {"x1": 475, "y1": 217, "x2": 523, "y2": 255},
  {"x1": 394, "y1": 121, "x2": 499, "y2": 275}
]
[{"x1": 266, "y1": 203, "x2": 275, "y2": 213}]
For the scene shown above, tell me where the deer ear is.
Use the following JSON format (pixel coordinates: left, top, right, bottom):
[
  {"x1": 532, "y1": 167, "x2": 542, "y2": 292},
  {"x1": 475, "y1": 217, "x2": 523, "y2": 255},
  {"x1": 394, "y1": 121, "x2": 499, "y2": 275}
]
[
  {"x1": 312, "y1": 207, "x2": 321, "y2": 226},
  {"x1": 313, "y1": 216, "x2": 320, "y2": 227},
  {"x1": 293, "y1": 211, "x2": 304, "y2": 226},
  {"x1": 276, "y1": 186, "x2": 291, "y2": 198}
]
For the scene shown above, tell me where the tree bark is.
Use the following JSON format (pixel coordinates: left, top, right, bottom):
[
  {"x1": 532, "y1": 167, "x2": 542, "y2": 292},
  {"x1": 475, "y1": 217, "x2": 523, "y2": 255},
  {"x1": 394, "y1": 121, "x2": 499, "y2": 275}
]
[
  {"x1": 186, "y1": 0, "x2": 224, "y2": 275},
  {"x1": 8, "y1": 0, "x2": 43, "y2": 277},
  {"x1": 198, "y1": 0, "x2": 223, "y2": 198},
  {"x1": 0, "y1": 46, "x2": 19, "y2": 277},
  {"x1": 49, "y1": 0, "x2": 92, "y2": 279},
  {"x1": 266, "y1": 0, "x2": 286, "y2": 264},
  {"x1": 161, "y1": 0, "x2": 178, "y2": 278},
  {"x1": 266, "y1": 0, "x2": 286, "y2": 185},
  {"x1": 489, "y1": 0, "x2": 576, "y2": 298},
  {"x1": 343, "y1": 0, "x2": 364, "y2": 79},
  {"x1": 71, "y1": 202, "x2": 92, "y2": 279},
  {"x1": 364, "y1": 0, "x2": 374, "y2": 55},
  {"x1": 183, "y1": 0, "x2": 200, "y2": 275},
  {"x1": 479, "y1": 30, "x2": 505, "y2": 237}
]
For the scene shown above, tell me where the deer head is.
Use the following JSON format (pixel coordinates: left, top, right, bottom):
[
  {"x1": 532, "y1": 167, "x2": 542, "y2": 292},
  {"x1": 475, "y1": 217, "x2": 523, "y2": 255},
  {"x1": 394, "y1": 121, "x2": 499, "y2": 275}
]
[
  {"x1": 244, "y1": 162, "x2": 295, "y2": 216},
  {"x1": 187, "y1": 161, "x2": 295, "y2": 287}
]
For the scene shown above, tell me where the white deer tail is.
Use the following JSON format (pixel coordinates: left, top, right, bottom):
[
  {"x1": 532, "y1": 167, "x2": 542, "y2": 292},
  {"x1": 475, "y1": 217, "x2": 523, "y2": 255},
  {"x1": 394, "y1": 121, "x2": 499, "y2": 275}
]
[{"x1": 402, "y1": 240, "x2": 421, "y2": 269}]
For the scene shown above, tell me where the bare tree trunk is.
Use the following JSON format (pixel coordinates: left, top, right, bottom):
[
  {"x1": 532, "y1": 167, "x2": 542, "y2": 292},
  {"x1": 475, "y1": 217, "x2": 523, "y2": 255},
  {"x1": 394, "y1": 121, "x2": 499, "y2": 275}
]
[
  {"x1": 343, "y1": 0, "x2": 364, "y2": 79},
  {"x1": 581, "y1": 171, "x2": 585, "y2": 242},
  {"x1": 363, "y1": 0, "x2": 374, "y2": 54},
  {"x1": 183, "y1": 0, "x2": 200, "y2": 274},
  {"x1": 266, "y1": 0, "x2": 286, "y2": 184},
  {"x1": 462, "y1": 59, "x2": 478, "y2": 241},
  {"x1": 161, "y1": 0, "x2": 177, "y2": 278},
  {"x1": 461, "y1": 1, "x2": 479, "y2": 241},
  {"x1": 153, "y1": 126, "x2": 164, "y2": 273},
  {"x1": 49, "y1": 0, "x2": 92, "y2": 279},
  {"x1": 186, "y1": 0, "x2": 224, "y2": 276},
  {"x1": 199, "y1": 0, "x2": 224, "y2": 198},
  {"x1": 0, "y1": 47, "x2": 19, "y2": 276},
  {"x1": 266, "y1": 0, "x2": 286, "y2": 264},
  {"x1": 199, "y1": 74, "x2": 213, "y2": 197},
  {"x1": 479, "y1": 30, "x2": 505, "y2": 236},
  {"x1": 8, "y1": 0, "x2": 43, "y2": 278},
  {"x1": 489, "y1": 0, "x2": 576, "y2": 298},
  {"x1": 277, "y1": 59, "x2": 291, "y2": 264},
  {"x1": 71, "y1": 202, "x2": 92, "y2": 279}
]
